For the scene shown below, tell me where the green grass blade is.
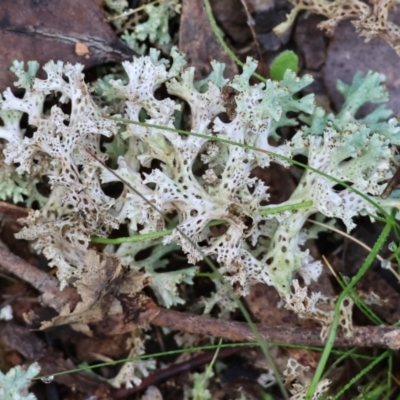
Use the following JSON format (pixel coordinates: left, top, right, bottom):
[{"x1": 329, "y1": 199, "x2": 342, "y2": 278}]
[
  {"x1": 203, "y1": 0, "x2": 266, "y2": 83},
  {"x1": 91, "y1": 200, "x2": 313, "y2": 244},
  {"x1": 306, "y1": 217, "x2": 394, "y2": 399},
  {"x1": 330, "y1": 350, "x2": 390, "y2": 400}
]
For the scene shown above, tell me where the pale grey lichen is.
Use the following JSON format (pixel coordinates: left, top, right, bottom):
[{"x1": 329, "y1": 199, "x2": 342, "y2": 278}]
[
  {"x1": 0, "y1": 363, "x2": 40, "y2": 400},
  {"x1": 1, "y1": 48, "x2": 399, "y2": 335}
]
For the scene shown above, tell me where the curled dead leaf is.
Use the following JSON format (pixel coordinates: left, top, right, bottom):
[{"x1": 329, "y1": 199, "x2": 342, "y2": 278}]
[{"x1": 38, "y1": 250, "x2": 148, "y2": 335}]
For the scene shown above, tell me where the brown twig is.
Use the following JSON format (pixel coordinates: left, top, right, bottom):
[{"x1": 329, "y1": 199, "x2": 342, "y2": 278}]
[
  {"x1": 2, "y1": 244, "x2": 400, "y2": 350},
  {"x1": 0, "y1": 201, "x2": 30, "y2": 219},
  {"x1": 239, "y1": 0, "x2": 263, "y2": 61},
  {"x1": 381, "y1": 158, "x2": 400, "y2": 199},
  {"x1": 151, "y1": 309, "x2": 400, "y2": 349},
  {"x1": 95, "y1": 301, "x2": 400, "y2": 349},
  {"x1": 0, "y1": 244, "x2": 80, "y2": 312}
]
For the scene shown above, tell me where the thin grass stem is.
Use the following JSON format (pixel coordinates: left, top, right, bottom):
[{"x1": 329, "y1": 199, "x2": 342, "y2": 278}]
[{"x1": 306, "y1": 217, "x2": 393, "y2": 399}]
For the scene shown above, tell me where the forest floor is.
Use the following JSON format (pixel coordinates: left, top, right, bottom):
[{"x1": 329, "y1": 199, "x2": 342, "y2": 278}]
[{"x1": 1, "y1": 1, "x2": 400, "y2": 399}]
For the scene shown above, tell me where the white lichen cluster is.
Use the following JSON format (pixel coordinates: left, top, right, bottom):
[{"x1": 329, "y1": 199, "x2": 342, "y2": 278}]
[
  {"x1": 1, "y1": 48, "x2": 399, "y2": 334},
  {"x1": 105, "y1": 0, "x2": 181, "y2": 54},
  {"x1": 110, "y1": 331, "x2": 156, "y2": 389},
  {"x1": 283, "y1": 358, "x2": 331, "y2": 400},
  {"x1": 0, "y1": 363, "x2": 40, "y2": 400}
]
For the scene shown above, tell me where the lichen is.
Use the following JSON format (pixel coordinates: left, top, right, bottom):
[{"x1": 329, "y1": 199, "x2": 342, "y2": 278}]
[
  {"x1": 0, "y1": 363, "x2": 40, "y2": 400},
  {"x1": 1, "y1": 48, "x2": 399, "y2": 335},
  {"x1": 275, "y1": 0, "x2": 400, "y2": 57}
]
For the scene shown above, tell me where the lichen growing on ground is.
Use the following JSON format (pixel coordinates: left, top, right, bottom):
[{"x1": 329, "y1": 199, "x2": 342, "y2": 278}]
[
  {"x1": 0, "y1": 48, "x2": 399, "y2": 338},
  {"x1": 274, "y1": 0, "x2": 400, "y2": 56}
]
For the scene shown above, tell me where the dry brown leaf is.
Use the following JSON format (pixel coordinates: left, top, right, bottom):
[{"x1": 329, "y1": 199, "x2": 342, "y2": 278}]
[
  {"x1": 179, "y1": 0, "x2": 238, "y2": 80},
  {"x1": 75, "y1": 334, "x2": 130, "y2": 363},
  {"x1": 118, "y1": 293, "x2": 160, "y2": 327},
  {"x1": 208, "y1": 0, "x2": 252, "y2": 46},
  {"x1": 39, "y1": 250, "x2": 124, "y2": 332},
  {"x1": 325, "y1": 20, "x2": 400, "y2": 116},
  {"x1": 74, "y1": 250, "x2": 122, "y2": 314},
  {"x1": 0, "y1": 0, "x2": 135, "y2": 91},
  {"x1": 39, "y1": 301, "x2": 108, "y2": 335},
  {"x1": 294, "y1": 14, "x2": 327, "y2": 71}
]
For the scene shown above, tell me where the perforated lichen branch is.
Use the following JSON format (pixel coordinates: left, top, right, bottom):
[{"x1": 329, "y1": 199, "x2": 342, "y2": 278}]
[
  {"x1": 273, "y1": 0, "x2": 370, "y2": 37},
  {"x1": 1, "y1": 48, "x2": 399, "y2": 336},
  {"x1": 275, "y1": 0, "x2": 400, "y2": 57}
]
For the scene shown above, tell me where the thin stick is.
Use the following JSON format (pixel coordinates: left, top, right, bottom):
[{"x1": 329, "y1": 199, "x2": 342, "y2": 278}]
[
  {"x1": 2, "y1": 248, "x2": 400, "y2": 351},
  {"x1": 322, "y1": 254, "x2": 339, "y2": 281},
  {"x1": 0, "y1": 201, "x2": 30, "y2": 219},
  {"x1": 239, "y1": 0, "x2": 263, "y2": 60},
  {"x1": 151, "y1": 308, "x2": 400, "y2": 349},
  {"x1": 113, "y1": 347, "x2": 242, "y2": 397},
  {"x1": 0, "y1": 244, "x2": 80, "y2": 312}
]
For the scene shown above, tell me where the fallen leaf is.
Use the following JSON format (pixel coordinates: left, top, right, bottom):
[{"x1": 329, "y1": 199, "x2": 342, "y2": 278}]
[
  {"x1": 179, "y1": 0, "x2": 238, "y2": 80},
  {"x1": 75, "y1": 334, "x2": 130, "y2": 362},
  {"x1": 39, "y1": 250, "x2": 123, "y2": 332},
  {"x1": 0, "y1": 0, "x2": 135, "y2": 91},
  {"x1": 74, "y1": 250, "x2": 122, "y2": 314},
  {"x1": 118, "y1": 292, "x2": 160, "y2": 326},
  {"x1": 325, "y1": 20, "x2": 400, "y2": 115},
  {"x1": 0, "y1": 322, "x2": 114, "y2": 396},
  {"x1": 252, "y1": 0, "x2": 292, "y2": 52},
  {"x1": 294, "y1": 14, "x2": 327, "y2": 71},
  {"x1": 38, "y1": 250, "x2": 150, "y2": 334}
]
